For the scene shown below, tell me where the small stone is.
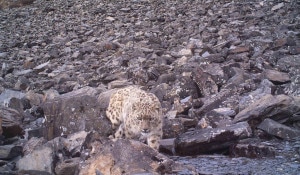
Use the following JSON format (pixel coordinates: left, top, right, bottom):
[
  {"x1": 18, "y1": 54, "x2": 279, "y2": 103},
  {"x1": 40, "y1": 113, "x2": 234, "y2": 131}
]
[
  {"x1": 119, "y1": 8, "x2": 131, "y2": 13},
  {"x1": 289, "y1": 46, "x2": 300, "y2": 55},
  {"x1": 178, "y1": 48, "x2": 193, "y2": 56},
  {"x1": 55, "y1": 158, "x2": 81, "y2": 175},
  {"x1": 107, "y1": 80, "x2": 132, "y2": 89},
  {"x1": 0, "y1": 52, "x2": 8, "y2": 59},
  {"x1": 106, "y1": 16, "x2": 115, "y2": 21},
  {"x1": 229, "y1": 46, "x2": 250, "y2": 54},
  {"x1": 0, "y1": 117, "x2": 2, "y2": 135},
  {"x1": 271, "y1": 3, "x2": 284, "y2": 11},
  {"x1": 71, "y1": 51, "x2": 82, "y2": 59},
  {"x1": 33, "y1": 61, "x2": 50, "y2": 71},
  {"x1": 15, "y1": 77, "x2": 30, "y2": 90}
]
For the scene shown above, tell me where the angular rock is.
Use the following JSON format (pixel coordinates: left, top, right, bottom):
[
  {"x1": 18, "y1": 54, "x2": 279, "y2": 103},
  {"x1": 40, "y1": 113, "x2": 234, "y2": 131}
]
[
  {"x1": 192, "y1": 67, "x2": 218, "y2": 96},
  {"x1": 0, "y1": 0, "x2": 35, "y2": 9},
  {"x1": 0, "y1": 89, "x2": 25, "y2": 107},
  {"x1": 289, "y1": 46, "x2": 300, "y2": 55},
  {"x1": 228, "y1": 46, "x2": 250, "y2": 54},
  {"x1": 24, "y1": 90, "x2": 44, "y2": 107},
  {"x1": 165, "y1": 76, "x2": 199, "y2": 101},
  {"x1": 178, "y1": 48, "x2": 193, "y2": 56},
  {"x1": 257, "y1": 118, "x2": 300, "y2": 140},
  {"x1": 55, "y1": 158, "x2": 81, "y2": 175},
  {"x1": 97, "y1": 88, "x2": 118, "y2": 112},
  {"x1": 163, "y1": 118, "x2": 185, "y2": 139},
  {"x1": 107, "y1": 80, "x2": 132, "y2": 89},
  {"x1": 229, "y1": 139, "x2": 275, "y2": 158},
  {"x1": 23, "y1": 137, "x2": 47, "y2": 155},
  {"x1": 264, "y1": 69, "x2": 290, "y2": 84},
  {"x1": 175, "y1": 122, "x2": 252, "y2": 156},
  {"x1": 17, "y1": 145, "x2": 54, "y2": 174},
  {"x1": 79, "y1": 138, "x2": 195, "y2": 175},
  {"x1": 193, "y1": 88, "x2": 237, "y2": 117},
  {"x1": 238, "y1": 79, "x2": 275, "y2": 111},
  {"x1": 202, "y1": 53, "x2": 225, "y2": 63},
  {"x1": 271, "y1": 3, "x2": 284, "y2": 11},
  {"x1": 0, "y1": 145, "x2": 22, "y2": 160},
  {"x1": 159, "y1": 138, "x2": 175, "y2": 155},
  {"x1": 0, "y1": 117, "x2": 2, "y2": 135},
  {"x1": 198, "y1": 110, "x2": 233, "y2": 129},
  {"x1": 233, "y1": 95, "x2": 300, "y2": 125},
  {"x1": 0, "y1": 107, "x2": 23, "y2": 138},
  {"x1": 63, "y1": 131, "x2": 88, "y2": 157},
  {"x1": 277, "y1": 55, "x2": 300, "y2": 72},
  {"x1": 18, "y1": 170, "x2": 51, "y2": 175},
  {"x1": 42, "y1": 87, "x2": 111, "y2": 140},
  {"x1": 272, "y1": 37, "x2": 296, "y2": 49}
]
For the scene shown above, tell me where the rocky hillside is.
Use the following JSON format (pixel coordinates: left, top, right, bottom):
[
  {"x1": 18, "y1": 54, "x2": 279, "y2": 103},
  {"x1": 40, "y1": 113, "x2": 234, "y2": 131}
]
[{"x1": 0, "y1": 0, "x2": 300, "y2": 174}]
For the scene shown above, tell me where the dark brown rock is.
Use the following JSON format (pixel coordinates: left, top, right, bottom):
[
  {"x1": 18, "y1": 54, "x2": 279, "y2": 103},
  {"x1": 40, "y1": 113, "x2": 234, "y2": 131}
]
[
  {"x1": 159, "y1": 138, "x2": 175, "y2": 155},
  {"x1": 0, "y1": 0, "x2": 35, "y2": 9},
  {"x1": 202, "y1": 53, "x2": 225, "y2": 63},
  {"x1": 228, "y1": 46, "x2": 250, "y2": 54},
  {"x1": 193, "y1": 88, "x2": 237, "y2": 118},
  {"x1": 257, "y1": 118, "x2": 300, "y2": 140},
  {"x1": 0, "y1": 107, "x2": 23, "y2": 138},
  {"x1": 42, "y1": 87, "x2": 111, "y2": 140},
  {"x1": 55, "y1": 158, "x2": 80, "y2": 175},
  {"x1": 198, "y1": 110, "x2": 233, "y2": 129},
  {"x1": 163, "y1": 118, "x2": 185, "y2": 139},
  {"x1": 229, "y1": 139, "x2": 275, "y2": 158},
  {"x1": 233, "y1": 95, "x2": 300, "y2": 125},
  {"x1": 264, "y1": 69, "x2": 290, "y2": 84},
  {"x1": 175, "y1": 122, "x2": 252, "y2": 156}
]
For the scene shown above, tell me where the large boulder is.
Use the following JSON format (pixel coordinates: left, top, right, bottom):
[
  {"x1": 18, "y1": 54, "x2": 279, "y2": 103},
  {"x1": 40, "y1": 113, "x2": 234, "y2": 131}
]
[
  {"x1": 175, "y1": 122, "x2": 252, "y2": 156},
  {"x1": 42, "y1": 87, "x2": 111, "y2": 140},
  {"x1": 257, "y1": 118, "x2": 300, "y2": 140},
  {"x1": 79, "y1": 138, "x2": 196, "y2": 175},
  {"x1": 233, "y1": 95, "x2": 300, "y2": 126}
]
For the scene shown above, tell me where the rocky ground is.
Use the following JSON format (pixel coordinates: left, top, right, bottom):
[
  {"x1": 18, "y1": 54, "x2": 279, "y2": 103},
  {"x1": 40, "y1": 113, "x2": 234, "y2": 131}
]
[{"x1": 0, "y1": 0, "x2": 300, "y2": 174}]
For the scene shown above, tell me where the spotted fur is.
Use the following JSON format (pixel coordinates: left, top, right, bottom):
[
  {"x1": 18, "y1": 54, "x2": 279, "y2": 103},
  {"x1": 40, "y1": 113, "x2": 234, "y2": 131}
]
[{"x1": 106, "y1": 86, "x2": 163, "y2": 150}]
